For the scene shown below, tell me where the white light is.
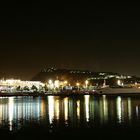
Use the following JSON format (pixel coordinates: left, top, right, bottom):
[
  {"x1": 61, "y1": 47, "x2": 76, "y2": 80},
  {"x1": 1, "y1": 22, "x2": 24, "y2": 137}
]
[
  {"x1": 136, "y1": 106, "x2": 139, "y2": 117},
  {"x1": 76, "y1": 83, "x2": 80, "y2": 86},
  {"x1": 77, "y1": 100, "x2": 80, "y2": 120},
  {"x1": 117, "y1": 80, "x2": 121, "y2": 86},
  {"x1": 128, "y1": 98, "x2": 132, "y2": 121},
  {"x1": 48, "y1": 80, "x2": 53, "y2": 85},
  {"x1": 85, "y1": 95, "x2": 90, "y2": 122},
  {"x1": 64, "y1": 98, "x2": 68, "y2": 121},
  {"x1": 85, "y1": 80, "x2": 89, "y2": 88},
  {"x1": 64, "y1": 81, "x2": 68, "y2": 84},
  {"x1": 48, "y1": 96, "x2": 54, "y2": 124},
  {"x1": 9, "y1": 97, "x2": 14, "y2": 131},
  {"x1": 55, "y1": 100, "x2": 59, "y2": 120},
  {"x1": 102, "y1": 95, "x2": 108, "y2": 123},
  {"x1": 117, "y1": 96, "x2": 122, "y2": 123},
  {"x1": 85, "y1": 80, "x2": 89, "y2": 85},
  {"x1": 54, "y1": 80, "x2": 60, "y2": 88}
]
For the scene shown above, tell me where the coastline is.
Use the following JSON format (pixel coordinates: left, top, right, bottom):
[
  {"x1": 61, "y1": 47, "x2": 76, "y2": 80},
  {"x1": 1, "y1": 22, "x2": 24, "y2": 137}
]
[{"x1": 1, "y1": 91, "x2": 140, "y2": 97}]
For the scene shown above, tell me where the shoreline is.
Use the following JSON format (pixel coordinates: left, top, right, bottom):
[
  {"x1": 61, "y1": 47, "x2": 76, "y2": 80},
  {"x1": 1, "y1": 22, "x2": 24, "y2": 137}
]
[{"x1": 1, "y1": 92, "x2": 140, "y2": 97}]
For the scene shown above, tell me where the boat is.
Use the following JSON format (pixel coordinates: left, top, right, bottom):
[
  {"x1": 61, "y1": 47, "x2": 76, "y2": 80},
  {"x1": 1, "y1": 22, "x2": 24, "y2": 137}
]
[{"x1": 96, "y1": 85, "x2": 140, "y2": 95}]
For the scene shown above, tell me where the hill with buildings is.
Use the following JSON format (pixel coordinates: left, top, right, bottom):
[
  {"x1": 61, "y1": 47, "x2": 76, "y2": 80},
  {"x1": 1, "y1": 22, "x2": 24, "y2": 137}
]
[{"x1": 32, "y1": 67, "x2": 140, "y2": 86}]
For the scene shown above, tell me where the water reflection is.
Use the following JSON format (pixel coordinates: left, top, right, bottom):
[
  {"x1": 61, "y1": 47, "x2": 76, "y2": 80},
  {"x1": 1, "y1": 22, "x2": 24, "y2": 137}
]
[
  {"x1": 0, "y1": 95, "x2": 140, "y2": 131},
  {"x1": 76, "y1": 100, "x2": 80, "y2": 120},
  {"x1": 55, "y1": 99, "x2": 59, "y2": 120},
  {"x1": 100, "y1": 95, "x2": 108, "y2": 124},
  {"x1": 8, "y1": 97, "x2": 14, "y2": 131},
  {"x1": 48, "y1": 96, "x2": 54, "y2": 124},
  {"x1": 85, "y1": 95, "x2": 89, "y2": 122},
  {"x1": 128, "y1": 98, "x2": 132, "y2": 122},
  {"x1": 116, "y1": 96, "x2": 122, "y2": 123},
  {"x1": 64, "y1": 97, "x2": 68, "y2": 122}
]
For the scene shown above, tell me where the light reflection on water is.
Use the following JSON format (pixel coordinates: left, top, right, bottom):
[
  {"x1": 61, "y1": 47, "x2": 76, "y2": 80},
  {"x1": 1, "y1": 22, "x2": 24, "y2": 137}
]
[
  {"x1": 116, "y1": 96, "x2": 122, "y2": 123},
  {"x1": 0, "y1": 95, "x2": 140, "y2": 131},
  {"x1": 85, "y1": 95, "x2": 89, "y2": 122}
]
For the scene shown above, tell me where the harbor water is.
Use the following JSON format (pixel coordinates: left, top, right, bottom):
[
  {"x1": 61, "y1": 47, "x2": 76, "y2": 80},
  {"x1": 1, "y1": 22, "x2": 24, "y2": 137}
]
[{"x1": 0, "y1": 95, "x2": 140, "y2": 139}]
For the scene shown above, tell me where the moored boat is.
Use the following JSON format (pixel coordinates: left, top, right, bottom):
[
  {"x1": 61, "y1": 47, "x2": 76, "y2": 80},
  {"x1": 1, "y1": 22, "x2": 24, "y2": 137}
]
[{"x1": 96, "y1": 85, "x2": 140, "y2": 95}]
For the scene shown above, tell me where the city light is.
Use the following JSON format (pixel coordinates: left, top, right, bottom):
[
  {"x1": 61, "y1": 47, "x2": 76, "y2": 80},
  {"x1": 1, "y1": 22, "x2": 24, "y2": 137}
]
[
  {"x1": 54, "y1": 80, "x2": 60, "y2": 88},
  {"x1": 116, "y1": 96, "x2": 122, "y2": 123},
  {"x1": 64, "y1": 97, "x2": 68, "y2": 122},
  {"x1": 85, "y1": 80, "x2": 89, "y2": 88},
  {"x1": 77, "y1": 100, "x2": 80, "y2": 120},
  {"x1": 76, "y1": 83, "x2": 80, "y2": 86},
  {"x1": 117, "y1": 80, "x2": 121, "y2": 86},
  {"x1": 64, "y1": 81, "x2": 68, "y2": 85},
  {"x1": 0, "y1": 79, "x2": 44, "y2": 93},
  {"x1": 76, "y1": 83, "x2": 80, "y2": 90},
  {"x1": 48, "y1": 80, "x2": 53, "y2": 85},
  {"x1": 9, "y1": 97, "x2": 14, "y2": 131},
  {"x1": 85, "y1": 95, "x2": 90, "y2": 122},
  {"x1": 48, "y1": 96, "x2": 54, "y2": 124}
]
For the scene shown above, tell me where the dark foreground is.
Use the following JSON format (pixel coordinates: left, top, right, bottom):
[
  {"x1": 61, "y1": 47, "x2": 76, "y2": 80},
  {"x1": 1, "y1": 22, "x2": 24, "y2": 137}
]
[
  {"x1": 1, "y1": 125, "x2": 140, "y2": 140},
  {"x1": 1, "y1": 95, "x2": 140, "y2": 140}
]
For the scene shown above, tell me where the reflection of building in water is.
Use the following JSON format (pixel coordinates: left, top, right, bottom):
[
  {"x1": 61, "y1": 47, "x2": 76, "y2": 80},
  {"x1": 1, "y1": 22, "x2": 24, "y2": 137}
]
[
  {"x1": 64, "y1": 97, "x2": 68, "y2": 122},
  {"x1": 48, "y1": 96, "x2": 54, "y2": 124},
  {"x1": 121, "y1": 98, "x2": 129, "y2": 123},
  {"x1": 127, "y1": 98, "x2": 132, "y2": 121},
  {"x1": 99, "y1": 95, "x2": 108, "y2": 124},
  {"x1": 85, "y1": 95, "x2": 90, "y2": 122},
  {"x1": 9, "y1": 97, "x2": 14, "y2": 131},
  {"x1": 131, "y1": 98, "x2": 140, "y2": 120},
  {"x1": 0, "y1": 97, "x2": 43, "y2": 131},
  {"x1": 116, "y1": 96, "x2": 122, "y2": 123},
  {"x1": 55, "y1": 99, "x2": 60, "y2": 120},
  {"x1": 76, "y1": 100, "x2": 80, "y2": 120},
  {"x1": 0, "y1": 98, "x2": 9, "y2": 127},
  {"x1": 41, "y1": 98, "x2": 47, "y2": 121},
  {"x1": 89, "y1": 96, "x2": 95, "y2": 123},
  {"x1": 48, "y1": 96, "x2": 67, "y2": 125},
  {"x1": 136, "y1": 106, "x2": 139, "y2": 118},
  {"x1": 2, "y1": 96, "x2": 140, "y2": 131},
  {"x1": 116, "y1": 97, "x2": 132, "y2": 124},
  {"x1": 68, "y1": 98, "x2": 77, "y2": 127},
  {"x1": 107, "y1": 98, "x2": 116, "y2": 123}
]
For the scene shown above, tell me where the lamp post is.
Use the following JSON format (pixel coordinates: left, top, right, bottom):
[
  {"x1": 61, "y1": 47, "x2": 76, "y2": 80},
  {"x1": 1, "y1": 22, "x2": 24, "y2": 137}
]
[
  {"x1": 85, "y1": 80, "x2": 89, "y2": 90},
  {"x1": 117, "y1": 79, "x2": 121, "y2": 86},
  {"x1": 76, "y1": 83, "x2": 80, "y2": 91}
]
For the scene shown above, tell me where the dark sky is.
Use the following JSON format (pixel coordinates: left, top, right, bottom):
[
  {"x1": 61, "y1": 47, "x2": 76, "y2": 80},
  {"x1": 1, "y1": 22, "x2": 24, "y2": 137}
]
[{"x1": 0, "y1": 1, "x2": 140, "y2": 80}]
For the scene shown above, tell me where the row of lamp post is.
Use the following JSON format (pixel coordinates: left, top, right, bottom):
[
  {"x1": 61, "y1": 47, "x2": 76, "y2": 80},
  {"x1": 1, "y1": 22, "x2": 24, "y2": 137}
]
[{"x1": 46, "y1": 80, "x2": 89, "y2": 91}]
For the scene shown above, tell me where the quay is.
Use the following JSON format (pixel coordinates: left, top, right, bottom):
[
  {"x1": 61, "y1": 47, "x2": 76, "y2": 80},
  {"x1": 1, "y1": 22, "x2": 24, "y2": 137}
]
[{"x1": 1, "y1": 90, "x2": 140, "y2": 97}]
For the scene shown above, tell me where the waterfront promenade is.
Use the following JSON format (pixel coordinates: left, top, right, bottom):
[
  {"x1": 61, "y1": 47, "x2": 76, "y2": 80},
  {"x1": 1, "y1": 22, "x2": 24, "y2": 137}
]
[{"x1": 1, "y1": 90, "x2": 140, "y2": 97}]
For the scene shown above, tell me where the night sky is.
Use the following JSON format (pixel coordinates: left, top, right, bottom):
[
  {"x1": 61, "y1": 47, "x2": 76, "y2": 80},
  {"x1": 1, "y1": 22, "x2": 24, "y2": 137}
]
[{"x1": 0, "y1": 1, "x2": 140, "y2": 80}]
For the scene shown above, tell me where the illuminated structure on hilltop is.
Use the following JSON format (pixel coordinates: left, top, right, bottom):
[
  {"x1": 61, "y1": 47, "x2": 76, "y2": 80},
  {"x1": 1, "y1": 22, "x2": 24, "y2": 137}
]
[{"x1": 32, "y1": 67, "x2": 140, "y2": 86}]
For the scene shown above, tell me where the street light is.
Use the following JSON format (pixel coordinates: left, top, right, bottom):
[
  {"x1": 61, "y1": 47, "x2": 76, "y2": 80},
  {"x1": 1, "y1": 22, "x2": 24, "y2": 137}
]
[
  {"x1": 54, "y1": 80, "x2": 60, "y2": 88},
  {"x1": 76, "y1": 83, "x2": 80, "y2": 91},
  {"x1": 48, "y1": 80, "x2": 53, "y2": 85},
  {"x1": 85, "y1": 80, "x2": 89, "y2": 89},
  {"x1": 117, "y1": 80, "x2": 121, "y2": 85},
  {"x1": 64, "y1": 81, "x2": 68, "y2": 85},
  {"x1": 48, "y1": 80, "x2": 54, "y2": 89}
]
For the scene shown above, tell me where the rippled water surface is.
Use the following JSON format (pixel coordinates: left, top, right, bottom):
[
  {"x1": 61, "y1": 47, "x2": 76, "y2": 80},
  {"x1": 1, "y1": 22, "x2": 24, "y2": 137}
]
[{"x1": 0, "y1": 95, "x2": 140, "y2": 139}]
